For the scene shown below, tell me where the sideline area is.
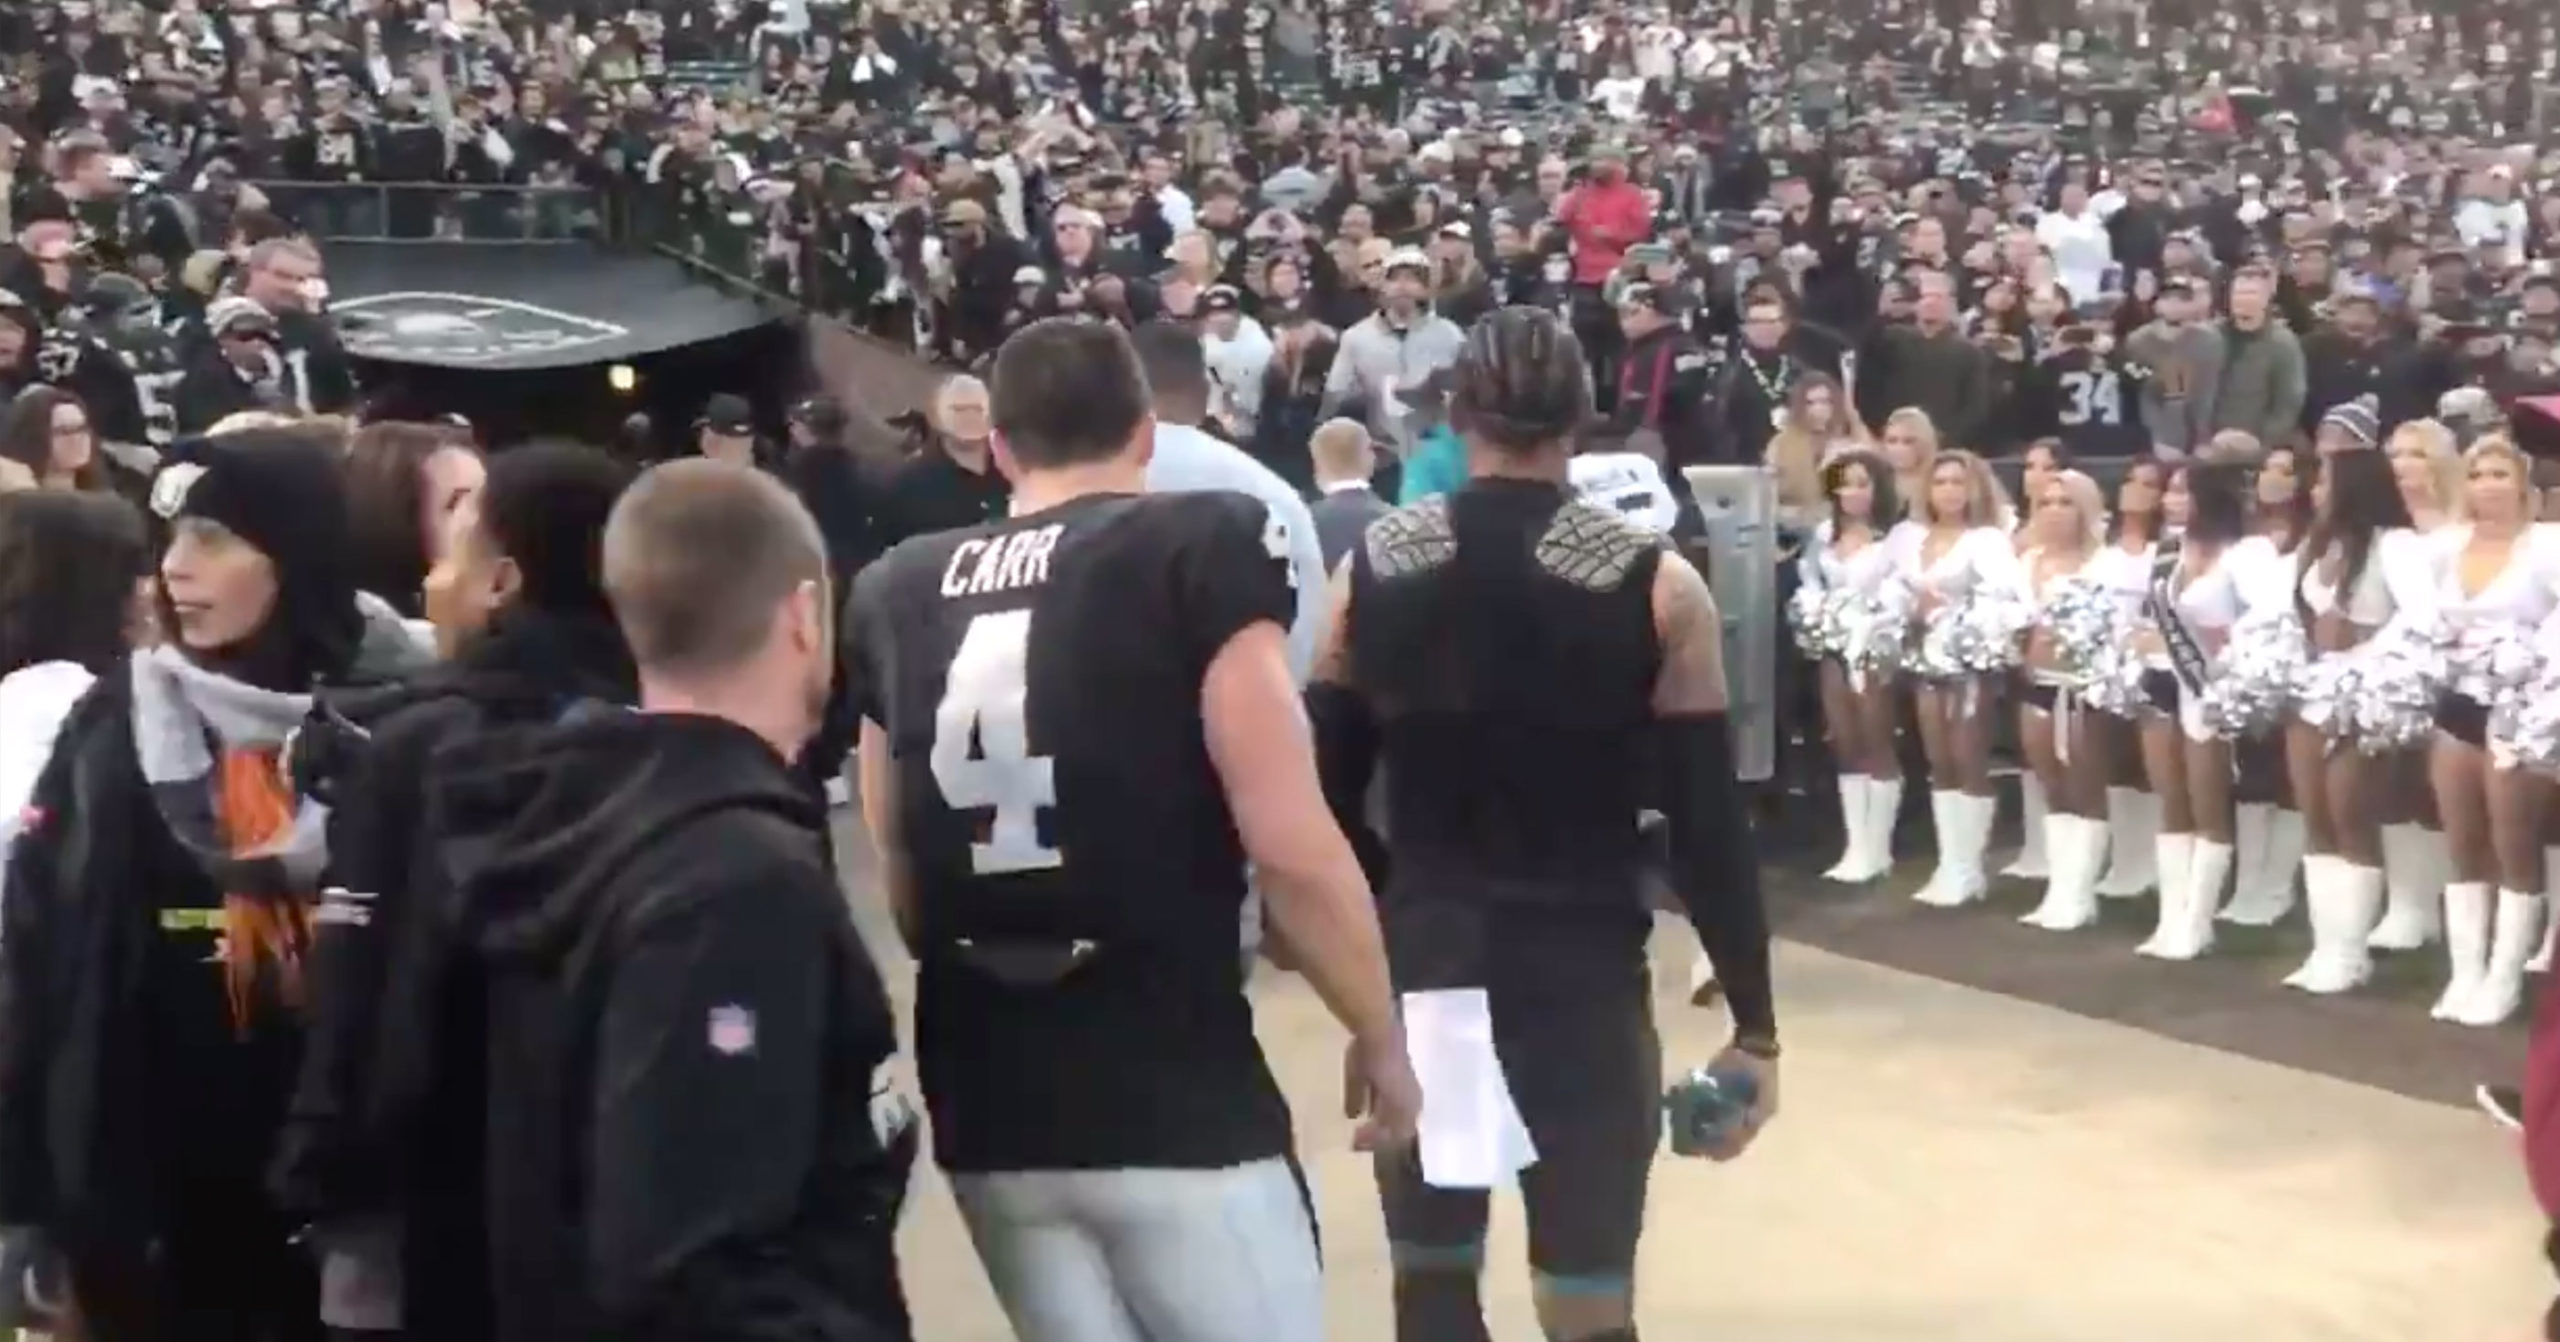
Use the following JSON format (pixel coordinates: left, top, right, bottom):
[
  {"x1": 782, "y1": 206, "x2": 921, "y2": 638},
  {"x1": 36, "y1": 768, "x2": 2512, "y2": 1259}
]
[{"x1": 835, "y1": 823, "x2": 2549, "y2": 1341}]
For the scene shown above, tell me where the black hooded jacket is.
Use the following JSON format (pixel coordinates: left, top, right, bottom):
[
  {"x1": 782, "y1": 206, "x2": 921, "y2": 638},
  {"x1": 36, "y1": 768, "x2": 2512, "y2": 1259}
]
[
  {"x1": 269, "y1": 607, "x2": 639, "y2": 1338},
  {"x1": 427, "y1": 709, "x2": 912, "y2": 1342}
]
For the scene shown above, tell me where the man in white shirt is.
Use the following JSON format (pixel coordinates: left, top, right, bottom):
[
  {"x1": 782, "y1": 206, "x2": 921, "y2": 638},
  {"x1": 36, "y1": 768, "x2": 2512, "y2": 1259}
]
[
  {"x1": 2033, "y1": 182, "x2": 2117, "y2": 305},
  {"x1": 2454, "y1": 165, "x2": 2531, "y2": 269},
  {"x1": 1200, "y1": 286, "x2": 1274, "y2": 439}
]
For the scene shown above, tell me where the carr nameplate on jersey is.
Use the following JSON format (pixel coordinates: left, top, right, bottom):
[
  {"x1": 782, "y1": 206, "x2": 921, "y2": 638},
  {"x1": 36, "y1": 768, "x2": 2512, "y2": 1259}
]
[{"x1": 862, "y1": 493, "x2": 1287, "y2": 904}]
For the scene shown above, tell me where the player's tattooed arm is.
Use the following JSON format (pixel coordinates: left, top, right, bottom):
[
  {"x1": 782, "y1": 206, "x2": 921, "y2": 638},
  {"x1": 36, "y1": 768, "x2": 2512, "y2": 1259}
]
[
  {"x1": 1651, "y1": 549, "x2": 1730, "y2": 716},
  {"x1": 1303, "y1": 557, "x2": 1385, "y2": 896},
  {"x1": 1648, "y1": 548, "x2": 1775, "y2": 1045}
]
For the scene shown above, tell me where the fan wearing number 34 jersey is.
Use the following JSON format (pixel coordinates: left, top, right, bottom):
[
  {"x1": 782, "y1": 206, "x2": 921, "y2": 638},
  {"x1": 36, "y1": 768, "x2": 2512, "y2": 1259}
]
[{"x1": 845, "y1": 320, "x2": 1415, "y2": 1342}]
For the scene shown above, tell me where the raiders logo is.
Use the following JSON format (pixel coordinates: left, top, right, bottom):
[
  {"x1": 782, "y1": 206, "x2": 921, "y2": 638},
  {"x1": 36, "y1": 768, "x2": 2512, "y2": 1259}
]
[{"x1": 330, "y1": 292, "x2": 631, "y2": 365}]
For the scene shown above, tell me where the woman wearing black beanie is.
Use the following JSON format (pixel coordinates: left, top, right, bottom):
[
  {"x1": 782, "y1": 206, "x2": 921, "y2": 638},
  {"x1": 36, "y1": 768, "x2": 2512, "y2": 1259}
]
[{"x1": 0, "y1": 428, "x2": 433, "y2": 1342}]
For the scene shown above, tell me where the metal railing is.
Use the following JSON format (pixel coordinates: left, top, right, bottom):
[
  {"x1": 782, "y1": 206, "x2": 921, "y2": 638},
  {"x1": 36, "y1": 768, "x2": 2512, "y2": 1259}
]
[{"x1": 246, "y1": 180, "x2": 623, "y2": 244}]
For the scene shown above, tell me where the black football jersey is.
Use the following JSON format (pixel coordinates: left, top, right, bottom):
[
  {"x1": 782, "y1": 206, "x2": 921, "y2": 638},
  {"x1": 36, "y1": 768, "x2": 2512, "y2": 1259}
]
[
  {"x1": 845, "y1": 489, "x2": 1297, "y2": 1173},
  {"x1": 2029, "y1": 346, "x2": 2149, "y2": 458}
]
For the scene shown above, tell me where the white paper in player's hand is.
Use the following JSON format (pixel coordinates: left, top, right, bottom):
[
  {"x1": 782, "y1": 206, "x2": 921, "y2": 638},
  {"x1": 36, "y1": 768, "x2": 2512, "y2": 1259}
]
[{"x1": 1403, "y1": 988, "x2": 1538, "y2": 1190}]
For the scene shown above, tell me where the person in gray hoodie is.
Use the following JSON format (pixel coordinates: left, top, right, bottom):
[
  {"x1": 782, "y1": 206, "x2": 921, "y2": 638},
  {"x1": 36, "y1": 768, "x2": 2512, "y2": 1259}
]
[{"x1": 2123, "y1": 276, "x2": 2227, "y2": 455}]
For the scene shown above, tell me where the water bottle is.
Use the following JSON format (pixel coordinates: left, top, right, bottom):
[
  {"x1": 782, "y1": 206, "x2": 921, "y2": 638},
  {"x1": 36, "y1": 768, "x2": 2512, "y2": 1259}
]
[{"x1": 1663, "y1": 1063, "x2": 1761, "y2": 1158}]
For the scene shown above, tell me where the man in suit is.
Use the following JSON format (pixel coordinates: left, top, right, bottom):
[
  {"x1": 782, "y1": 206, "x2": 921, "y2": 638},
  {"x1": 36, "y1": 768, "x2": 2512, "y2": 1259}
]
[{"x1": 1307, "y1": 417, "x2": 1391, "y2": 570}]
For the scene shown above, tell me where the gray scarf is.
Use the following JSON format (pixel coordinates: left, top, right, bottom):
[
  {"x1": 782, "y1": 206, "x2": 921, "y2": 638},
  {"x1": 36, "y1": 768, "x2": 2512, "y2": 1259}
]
[
  {"x1": 128, "y1": 595, "x2": 435, "y2": 894},
  {"x1": 129, "y1": 645, "x2": 331, "y2": 894}
]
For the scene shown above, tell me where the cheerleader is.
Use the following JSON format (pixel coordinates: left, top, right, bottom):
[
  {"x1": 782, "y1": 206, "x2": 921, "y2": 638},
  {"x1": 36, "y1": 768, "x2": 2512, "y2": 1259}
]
[
  {"x1": 2091, "y1": 458, "x2": 2169, "y2": 898},
  {"x1": 1895, "y1": 448, "x2": 2022, "y2": 907},
  {"x1": 2427, "y1": 437, "x2": 2560, "y2": 1026},
  {"x1": 2002, "y1": 437, "x2": 2073, "y2": 882},
  {"x1": 2370, "y1": 419, "x2": 2465, "y2": 950},
  {"x1": 2220, "y1": 440, "x2": 2315, "y2": 925},
  {"x1": 2131, "y1": 460, "x2": 2251, "y2": 959},
  {"x1": 1766, "y1": 373, "x2": 1872, "y2": 528},
  {"x1": 1807, "y1": 449, "x2": 1908, "y2": 883},
  {"x1": 2284, "y1": 448, "x2": 2430, "y2": 994},
  {"x1": 1878, "y1": 407, "x2": 1941, "y2": 513},
  {"x1": 2013, "y1": 468, "x2": 2112, "y2": 930}
]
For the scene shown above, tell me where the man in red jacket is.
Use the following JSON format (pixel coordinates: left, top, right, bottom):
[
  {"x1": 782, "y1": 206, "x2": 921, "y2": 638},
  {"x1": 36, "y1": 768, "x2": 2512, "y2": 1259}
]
[{"x1": 1555, "y1": 145, "x2": 1653, "y2": 408}]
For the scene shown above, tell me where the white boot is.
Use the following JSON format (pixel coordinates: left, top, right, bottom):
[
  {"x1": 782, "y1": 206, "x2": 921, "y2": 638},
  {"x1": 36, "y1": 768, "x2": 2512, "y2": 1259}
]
[
  {"x1": 2533, "y1": 847, "x2": 2560, "y2": 973},
  {"x1": 2096, "y1": 787, "x2": 2161, "y2": 896},
  {"x1": 2223, "y1": 803, "x2": 2273, "y2": 920},
  {"x1": 1823, "y1": 775, "x2": 1873, "y2": 882},
  {"x1": 2293, "y1": 862, "x2": 2384, "y2": 995},
  {"x1": 2001, "y1": 775, "x2": 2050, "y2": 879},
  {"x1": 2151, "y1": 839, "x2": 2232, "y2": 961},
  {"x1": 2432, "y1": 882, "x2": 2494, "y2": 1021},
  {"x1": 2369, "y1": 823, "x2": 2446, "y2": 950},
  {"x1": 2455, "y1": 889, "x2": 2546, "y2": 1027},
  {"x1": 1921, "y1": 792, "x2": 1993, "y2": 907},
  {"x1": 1915, "y1": 790, "x2": 1967, "y2": 905},
  {"x1": 2136, "y1": 833, "x2": 2198, "y2": 958},
  {"x1": 2021, "y1": 814, "x2": 2102, "y2": 930},
  {"x1": 2281, "y1": 855, "x2": 2340, "y2": 990},
  {"x1": 2223, "y1": 808, "x2": 2305, "y2": 926},
  {"x1": 1865, "y1": 777, "x2": 1905, "y2": 879}
]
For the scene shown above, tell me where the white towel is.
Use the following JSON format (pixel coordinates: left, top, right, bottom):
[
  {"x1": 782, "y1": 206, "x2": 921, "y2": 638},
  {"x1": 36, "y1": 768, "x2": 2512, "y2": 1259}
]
[{"x1": 1403, "y1": 989, "x2": 1537, "y2": 1189}]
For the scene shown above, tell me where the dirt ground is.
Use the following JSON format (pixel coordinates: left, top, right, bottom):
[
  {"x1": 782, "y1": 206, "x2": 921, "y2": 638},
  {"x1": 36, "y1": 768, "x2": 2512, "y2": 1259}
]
[{"x1": 834, "y1": 818, "x2": 2551, "y2": 1340}]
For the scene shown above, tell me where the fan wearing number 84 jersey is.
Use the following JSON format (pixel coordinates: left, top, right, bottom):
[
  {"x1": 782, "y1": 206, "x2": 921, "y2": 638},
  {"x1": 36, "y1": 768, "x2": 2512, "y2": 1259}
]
[{"x1": 846, "y1": 321, "x2": 1411, "y2": 1342}]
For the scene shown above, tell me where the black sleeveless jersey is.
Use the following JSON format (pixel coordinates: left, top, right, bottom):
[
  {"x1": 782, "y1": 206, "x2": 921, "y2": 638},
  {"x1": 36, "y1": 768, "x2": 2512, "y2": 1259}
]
[
  {"x1": 845, "y1": 489, "x2": 1297, "y2": 1172},
  {"x1": 1348, "y1": 479, "x2": 1664, "y2": 993}
]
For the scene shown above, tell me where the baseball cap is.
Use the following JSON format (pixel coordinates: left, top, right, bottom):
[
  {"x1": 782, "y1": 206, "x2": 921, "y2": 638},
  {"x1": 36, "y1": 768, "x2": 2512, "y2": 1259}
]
[
  {"x1": 789, "y1": 395, "x2": 849, "y2": 435},
  {"x1": 1382, "y1": 247, "x2": 1432, "y2": 278},
  {"x1": 700, "y1": 393, "x2": 755, "y2": 435},
  {"x1": 207, "y1": 295, "x2": 278, "y2": 339}
]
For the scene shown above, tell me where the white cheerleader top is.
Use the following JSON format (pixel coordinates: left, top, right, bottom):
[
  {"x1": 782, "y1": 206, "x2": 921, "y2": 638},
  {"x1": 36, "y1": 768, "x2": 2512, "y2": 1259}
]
[
  {"x1": 2138, "y1": 544, "x2": 2243, "y2": 671},
  {"x1": 2083, "y1": 539, "x2": 2155, "y2": 619},
  {"x1": 1801, "y1": 519, "x2": 1903, "y2": 599},
  {"x1": 2222, "y1": 534, "x2": 2299, "y2": 620},
  {"x1": 2430, "y1": 523, "x2": 2560, "y2": 634},
  {"x1": 2297, "y1": 527, "x2": 2433, "y2": 628},
  {"x1": 1888, "y1": 521, "x2": 2020, "y2": 605}
]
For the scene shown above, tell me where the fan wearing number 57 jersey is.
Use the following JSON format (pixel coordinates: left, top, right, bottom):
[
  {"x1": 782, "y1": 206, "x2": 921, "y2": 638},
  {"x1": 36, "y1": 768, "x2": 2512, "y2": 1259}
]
[{"x1": 845, "y1": 321, "x2": 1416, "y2": 1342}]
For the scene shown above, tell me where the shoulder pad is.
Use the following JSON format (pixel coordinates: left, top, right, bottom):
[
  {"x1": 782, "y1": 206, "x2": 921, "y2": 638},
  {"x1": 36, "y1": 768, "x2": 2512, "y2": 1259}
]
[
  {"x1": 1537, "y1": 498, "x2": 1661, "y2": 592},
  {"x1": 1363, "y1": 495, "x2": 1455, "y2": 579}
]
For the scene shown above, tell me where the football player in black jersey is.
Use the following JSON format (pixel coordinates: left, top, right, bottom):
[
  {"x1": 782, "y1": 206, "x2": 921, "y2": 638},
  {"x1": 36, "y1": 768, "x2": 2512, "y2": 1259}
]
[
  {"x1": 1306, "y1": 307, "x2": 1778, "y2": 1342},
  {"x1": 846, "y1": 318, "x2": 1414, "y2": 1342}
]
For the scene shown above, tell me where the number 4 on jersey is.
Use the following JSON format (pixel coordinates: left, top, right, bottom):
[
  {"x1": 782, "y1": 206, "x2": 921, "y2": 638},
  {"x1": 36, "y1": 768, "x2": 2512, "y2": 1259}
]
[
  {"x1": 931, "y1": 609, "x2": 1063, "y2": 875},
  {"x1": 1262, "y1": 511, "x2": 1296, "y2": 587}
]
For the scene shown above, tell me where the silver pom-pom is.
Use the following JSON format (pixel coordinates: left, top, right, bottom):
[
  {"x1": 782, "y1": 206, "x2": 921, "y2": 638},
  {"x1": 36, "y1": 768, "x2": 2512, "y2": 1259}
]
[
  {"x1": 1837, "y1": 589, "x2": 1909, "y2": 681},
  {"x1": 2193, "y1": 610, "x2": 2307, "y2": 739},
  {"x1": 2451, "y1": 621, "x2": 2539, "y2": 738},
  {"x1": 2041, "y1": 578, "x2": 2122, "y2": 685},
  {"x1": 2293, "y1": 652, "x2": 2363, "y2": 746},
  {"x1": 2080, "y1": 638, "x2": 2153, "y2": 718},
  {"x1": 2347, "y1": 622, "x2": 2448, "y2": 756},
  {"x1": 2499, "y1": 659, "x2": 2560, "y2": 772},
  {"x1": 1788, "y1": 585, "x2": 1844, "y2": 659},
  {"x1": 1914, "y1": 589, "x2": 2031, "y2": 681}
]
